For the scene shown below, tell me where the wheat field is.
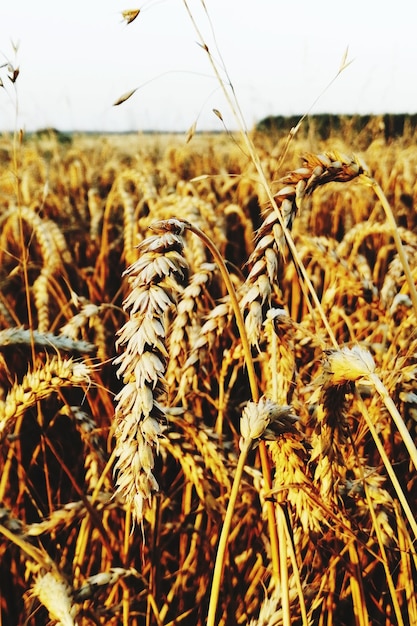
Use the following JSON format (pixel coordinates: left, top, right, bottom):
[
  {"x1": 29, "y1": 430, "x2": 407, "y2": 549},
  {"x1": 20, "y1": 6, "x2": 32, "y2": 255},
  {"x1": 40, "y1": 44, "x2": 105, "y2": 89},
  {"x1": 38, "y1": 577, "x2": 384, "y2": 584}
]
[{"x1": 0, "y1": 121, "x2": 416, "y2": 625}]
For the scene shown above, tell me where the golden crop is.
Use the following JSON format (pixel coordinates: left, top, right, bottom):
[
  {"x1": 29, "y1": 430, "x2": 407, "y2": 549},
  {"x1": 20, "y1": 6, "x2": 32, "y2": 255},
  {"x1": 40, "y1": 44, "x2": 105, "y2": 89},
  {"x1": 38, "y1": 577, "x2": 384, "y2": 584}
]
[{"x1": 0, "y1": 125, "x2": 416, "y2": 625}]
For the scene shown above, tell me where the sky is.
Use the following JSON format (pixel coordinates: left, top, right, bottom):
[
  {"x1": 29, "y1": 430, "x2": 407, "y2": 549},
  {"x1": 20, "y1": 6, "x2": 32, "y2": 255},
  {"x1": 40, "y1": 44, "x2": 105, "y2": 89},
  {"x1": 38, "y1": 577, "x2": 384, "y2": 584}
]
[{"x1": 0, "y1": 0, "x2": 416, "y2": 133}]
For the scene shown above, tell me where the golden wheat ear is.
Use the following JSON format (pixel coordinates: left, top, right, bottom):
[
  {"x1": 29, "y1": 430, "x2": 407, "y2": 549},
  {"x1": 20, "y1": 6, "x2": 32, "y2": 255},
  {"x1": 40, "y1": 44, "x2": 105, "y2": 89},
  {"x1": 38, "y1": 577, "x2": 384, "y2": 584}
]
[
  {"x1": 240, "y1": 152, "x2": 368, "y2": 348},
  {"x1": 0, "y1": 356, "x2": 92, "y2": 440},
  {"x1": 113, "y1": 220, "x2": 188, "y2": 525}
]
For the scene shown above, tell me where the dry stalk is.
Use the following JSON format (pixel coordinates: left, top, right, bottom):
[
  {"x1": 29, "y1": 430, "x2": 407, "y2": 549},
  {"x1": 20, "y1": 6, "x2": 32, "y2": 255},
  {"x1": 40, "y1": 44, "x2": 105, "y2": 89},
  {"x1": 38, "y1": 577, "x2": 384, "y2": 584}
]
[
  {"x1": 207, "y1": 399, "x2": 297, "y2": 626},
  {"x1": 360, "y1": 173, "x2": 417, "y2": 316}
]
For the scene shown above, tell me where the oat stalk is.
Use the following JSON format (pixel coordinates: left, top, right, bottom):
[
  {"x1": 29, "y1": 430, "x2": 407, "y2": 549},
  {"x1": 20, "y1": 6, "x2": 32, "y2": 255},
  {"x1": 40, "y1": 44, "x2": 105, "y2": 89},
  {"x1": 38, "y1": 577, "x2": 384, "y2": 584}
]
[{"x1": 182, "y1": 2, "x2": 362, "y2": 351}]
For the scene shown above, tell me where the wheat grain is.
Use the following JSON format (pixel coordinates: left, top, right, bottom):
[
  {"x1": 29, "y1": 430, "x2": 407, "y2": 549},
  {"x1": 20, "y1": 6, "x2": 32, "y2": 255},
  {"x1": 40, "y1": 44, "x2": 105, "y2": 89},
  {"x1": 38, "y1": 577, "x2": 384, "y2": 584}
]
[
  {"x1": 73, "y1": 567, "x2": 138, "y2": 602},
  {"x1": 263, "y1": 308, "x2": 295, "y2": 405},
  {"x1": 309, "y1": 346, "x2": 376, "y2": 503},
  {"x1": 25, "y1": 493, "x2": 115, "y2": 537},
  {"x1": 0, "y1": 205, "x2": 71, "y2": 270}
]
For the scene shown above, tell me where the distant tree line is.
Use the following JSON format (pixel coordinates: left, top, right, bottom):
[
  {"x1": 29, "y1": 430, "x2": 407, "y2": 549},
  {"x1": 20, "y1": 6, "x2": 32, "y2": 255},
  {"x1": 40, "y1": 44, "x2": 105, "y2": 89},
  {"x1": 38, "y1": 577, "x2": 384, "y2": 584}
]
[{"x1": 256, "y1": 113, "x2": 417, "y2": 145}]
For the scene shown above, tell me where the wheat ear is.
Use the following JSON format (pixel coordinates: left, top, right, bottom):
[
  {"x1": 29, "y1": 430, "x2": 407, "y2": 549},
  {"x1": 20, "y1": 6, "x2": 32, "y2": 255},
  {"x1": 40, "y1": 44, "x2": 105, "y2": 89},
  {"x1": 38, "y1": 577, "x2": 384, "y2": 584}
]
[
  {"x1": 0, "y1": 357, "x2": 91, "y2": 438},
  {"x1": 242, "y1": 152, "x2": 368, "y2": 347},
  {"x1": 113, "y1": 219, "x2": 188, "y2": 524}
]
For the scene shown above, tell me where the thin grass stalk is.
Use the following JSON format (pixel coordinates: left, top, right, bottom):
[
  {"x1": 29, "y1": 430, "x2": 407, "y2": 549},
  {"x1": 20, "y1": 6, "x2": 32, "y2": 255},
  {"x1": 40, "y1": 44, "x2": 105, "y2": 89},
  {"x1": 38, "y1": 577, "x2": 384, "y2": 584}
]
[
  {"x1": 349, "y1": 394, "x2": 410, "y2": 626},
  {"x1": 147, "y1": 594, "x2": 163, "y2": 626},
  {"x1": 264, "y1": 312, "x2": 279, "y2": 402},
  {"x1": 346, "y1": 422, "x2": 401, "y2": 625},
  {"x1": 71, "y1": 504, "x2": 90, "y2": 585},
  {"x1": 183, "y1": 220, "x2": 258, "y2": 401},
  {"x1": 40, "y1": 434, "x2": 53, "y2": 513},
  {"x1": 346, "y1": 537, "x2": 368, "y2": 626},
  {"x1": 158, "y1": 509, "x2": 204, "y2": 623},
  {"x1": 149, "y1": 495, "x2": 163, "y2": 626},
  {"x1": 322, "y1": 564, "x2": 336, "y2": 626},
  {"x1": 90, "y1": 447, "x2": 118, "y2": 504},
  {"x1": 208, "y1": 400, "x2": 297, "y2": 625},
  {"x1": 206, "y1": 436, "x2": 253, "y2": 626},
  {"x1": 282, "y1": 511, "x2": 308, "y2": 626},
  {"x1": 123, "y1": 506, "x2": 132, "y2": 626},
  {"x1": 0, "y1": 413, "x2": 25, "y2": 501},
  {"x1": 43, "y1": 433, "x2": 113, "y2": 560},
  {"x1": 395, "y1": 502, "x2": 417, "y2": 626},
  {"x1": 215, "y1": 346, "x2": 233, "y2": 437},
  {"x1": 355, "y1": 391, "x2": 417, "y2": 543},
  {"x1": 364, "y1": 485, "x2": 405, "y2": 625},
  {"x1": 368, "y1": 372, "x2": 417, "y2": 473},
  {"x1": 10, "y1": 120, "x2": 37, "y2": 366},
  {"x1": 276, "y1": 504, "x2": 290, "y2": 626},
  {"x1": 361, "y1": 174, "x2": 417, "y2": 316}
]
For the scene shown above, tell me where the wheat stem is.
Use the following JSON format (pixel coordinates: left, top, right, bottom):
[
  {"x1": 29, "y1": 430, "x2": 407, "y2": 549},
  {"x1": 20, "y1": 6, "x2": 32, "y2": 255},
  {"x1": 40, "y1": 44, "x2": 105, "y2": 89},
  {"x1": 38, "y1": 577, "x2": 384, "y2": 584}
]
[
  {"x1": 178, "y1": 219, "x2": 281, "y2": 583},
  {"x1": 365, "y1": 491, "x2": 405, "y2": 626},
  {"x1": 276, "y1": 504, "x2": 290, "y2": 626},
  {"x1": 182, "y1": 221, "x2": 258, "y2": 401},
  {"x1": 282, "y1": 511, "x2": 308, "y2": 626},
  {"x1": 207, "y1": 436, "x2": 252, "y2": 626}
]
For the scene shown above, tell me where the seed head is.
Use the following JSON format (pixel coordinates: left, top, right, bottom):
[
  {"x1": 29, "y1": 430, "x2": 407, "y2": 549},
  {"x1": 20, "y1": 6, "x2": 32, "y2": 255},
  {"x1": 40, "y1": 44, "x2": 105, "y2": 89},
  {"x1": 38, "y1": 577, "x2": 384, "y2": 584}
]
[
  {"x1": 323, "y1": 345, "x2": 375, "y2": 386},
  {"x1": 32, "y1": 571, "x2": 76, "y2": 626},
  {"x1": 240, "y1": 398, "x2": 297, "y2": 443}
]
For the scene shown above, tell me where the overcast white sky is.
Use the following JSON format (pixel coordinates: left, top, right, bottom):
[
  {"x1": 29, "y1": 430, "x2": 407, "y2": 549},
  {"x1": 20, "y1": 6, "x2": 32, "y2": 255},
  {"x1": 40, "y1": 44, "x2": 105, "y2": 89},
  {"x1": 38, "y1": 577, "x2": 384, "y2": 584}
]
[{"x1": 0, "y1": 0, "x2": 416, "y2": 133}]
